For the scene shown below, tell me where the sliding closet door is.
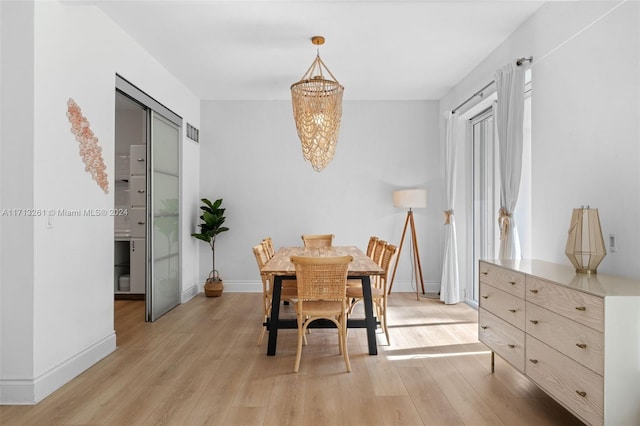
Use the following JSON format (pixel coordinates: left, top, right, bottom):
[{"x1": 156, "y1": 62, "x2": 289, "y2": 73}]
[{"x1": 147, "y1": 111, "x2": 180, "y2": 321}]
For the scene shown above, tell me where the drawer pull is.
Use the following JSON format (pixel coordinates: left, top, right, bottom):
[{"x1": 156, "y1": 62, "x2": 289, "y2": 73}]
[
  {"x1": 137, "y1": 189, "x2": 145, "y2": 193},
  {"x1": 576, "y1": 343, "x2": 587, "y2": 349},
  {"x1": 507, "y1": 344, "x2": 515, "y2": 349},
  {"x1": 576, "y1": 390, "x2": 587, "y2": 398},
  {"x1": 138, "y1": 221, "x2": 145, "y2": 225},
  {"x1": 480, "y1": 325, "x2": 488, "y2": 330},
  {"x1": 529, "y1": 320, "x2": 538, "y2": 324},
  {"x1": 508, "y1": 281, "x2": 516, "y2": 285},
  {"x1": 481, "y1": 271, "x2": 488, "y2": 275},
  {"x1": 529, "y1": 289, "x2": 538, "y2": 294},
  {"x1": 529, "y1": 359, "x2": 538, "y2": 364},
  {"x1": 482, "y1": 295, "x2": 488, "y2": 299},
  {"x1": 575, "y1": 306, "x2": 586, "y2": 311},
  {"x1": 508, "y1": 309, "x2": 516, "y2": 313},
  {"x1": 137, "y1": 158, "x2": 145, "y2": 162}
]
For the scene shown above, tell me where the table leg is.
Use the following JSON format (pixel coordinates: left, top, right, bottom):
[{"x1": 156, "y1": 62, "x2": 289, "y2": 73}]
[
  {"x1": 266, "y1": 275, "x2": 282, "y2": 356},
  {"x1": 361, "y1": 275, "x2": 378, "y2": 355}
]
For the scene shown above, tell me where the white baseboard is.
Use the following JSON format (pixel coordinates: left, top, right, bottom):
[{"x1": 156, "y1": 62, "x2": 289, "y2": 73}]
[
  {"x1": 181, "y1": 282, "x2": 200, "y2": 303},
  {"x1": 192, "y1": 281, "x2": 467, "y2": 306},
  {"x1": 210, "y1": 280, "x2": 441, "y2": 294},
  {"x1": 0, "y1": 332, "x2": 116, "y2": 405}
]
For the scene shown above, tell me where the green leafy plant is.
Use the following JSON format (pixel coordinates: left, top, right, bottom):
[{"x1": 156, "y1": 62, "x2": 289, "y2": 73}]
[{"x1": 191, "y1": 198, "x2": 229, "y2": 279}]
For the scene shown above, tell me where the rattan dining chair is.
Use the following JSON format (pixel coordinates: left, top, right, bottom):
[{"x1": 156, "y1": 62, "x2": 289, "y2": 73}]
[
  {"x1": 301, "y1": 234, "x2": 334, "y2": 248},
  {"x1": 348, "y1": 239, "x2": 387, "y2": 288},
  {"x1": 290, "y1": 255, "x2": 353, "y2": 373},
  {"x1": 347, "y1": 243, "x2": 397, "y2": 345},
  {"x1": 372, "y1": 239, "x2": 387, "y2": 266},
  {"x1": 253, "y1": 244, "x2": 298, "y2": 345},
  {"x1": 366, "y1": 236, "x2": 379, "y2": 258},
  {"x1": 262, "y1": 237, "x2": 297, "y2": 294},
  {"x1": 261, "y1": 237, "x2": 275, "y2": 259}
]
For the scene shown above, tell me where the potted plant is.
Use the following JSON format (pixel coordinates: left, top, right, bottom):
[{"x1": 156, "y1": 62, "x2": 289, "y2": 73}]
[{"x1": 191, "y1": 198, "x2": 229, "y2": 297}]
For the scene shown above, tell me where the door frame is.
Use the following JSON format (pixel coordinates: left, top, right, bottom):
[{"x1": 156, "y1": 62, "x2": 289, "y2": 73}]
[{"x1": 115, "y1": 74, "x2": 183, "y2": 322}]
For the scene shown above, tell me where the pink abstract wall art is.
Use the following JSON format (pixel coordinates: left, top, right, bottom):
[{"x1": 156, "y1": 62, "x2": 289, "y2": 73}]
[{"x1": 66, "y1": 98, "x2": 109, "y2": 194}]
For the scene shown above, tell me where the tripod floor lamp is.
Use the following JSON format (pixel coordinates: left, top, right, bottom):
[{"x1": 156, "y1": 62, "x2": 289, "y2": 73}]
[{"x1": 388, "y1": 188, "x2": 426, "y2": 300}]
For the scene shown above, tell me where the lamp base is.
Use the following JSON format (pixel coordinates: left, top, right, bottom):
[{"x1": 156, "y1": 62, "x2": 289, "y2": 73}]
[
  {"x1": 388, "y1": 209, "x2": 425, "y2": 298},
  {"x1": 575, "y1": 268, "x2": 597, "y2": 275}
]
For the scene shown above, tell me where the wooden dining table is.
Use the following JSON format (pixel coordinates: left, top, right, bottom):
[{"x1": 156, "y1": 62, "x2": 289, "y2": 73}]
[{"x1": 261, "y1": 246, "x2": 385, "y2": 356}]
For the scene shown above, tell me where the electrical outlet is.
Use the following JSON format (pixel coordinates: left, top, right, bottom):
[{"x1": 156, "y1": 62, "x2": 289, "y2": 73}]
[{"x1": 609, "y1": 234, "x2": 616, "y2": 252}]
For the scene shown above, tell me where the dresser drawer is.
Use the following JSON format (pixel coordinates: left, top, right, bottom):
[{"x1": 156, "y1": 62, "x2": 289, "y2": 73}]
[
  {"x1": 480, "y1": 284, "x2": 525, "y2": 330},
  {"x1": 526, "y1": 302, "x2": 604, "y2": 376},
  {"x1": 479, "y1": 308, "x2": 525, "y2": 372},
  {"x1": 526, "y1": 276, "x2": 604, "y2": 332},
  {"x1": 479, "y1": 262, "x2": 525, "y2": 299},
  {"x1": 526, "y1": 335, "x2": 603, "y2": 426}
]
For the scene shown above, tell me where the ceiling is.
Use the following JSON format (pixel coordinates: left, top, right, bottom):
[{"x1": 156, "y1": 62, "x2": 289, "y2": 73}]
[{"x1": 95, "y1": 0, "x2": 545, "y2": 101}]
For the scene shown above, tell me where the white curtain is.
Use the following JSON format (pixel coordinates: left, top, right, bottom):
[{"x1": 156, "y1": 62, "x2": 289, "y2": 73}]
[
  {"x1": 495, "y1": 62, "x2": 527, "y2": 260},
  {"x1": 440, "y1": 111, "x2": 460, "y2": 304}
]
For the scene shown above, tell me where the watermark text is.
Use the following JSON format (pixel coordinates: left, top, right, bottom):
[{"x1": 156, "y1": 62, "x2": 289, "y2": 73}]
[{"x1": 2, "y1": 208, "x2": 129, "y2": 217}]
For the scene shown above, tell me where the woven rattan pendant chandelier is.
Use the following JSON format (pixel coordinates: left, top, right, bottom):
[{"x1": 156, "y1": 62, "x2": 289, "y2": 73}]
[{"x1": 291, "y1": 36, "x2": 344, "y2": 172}]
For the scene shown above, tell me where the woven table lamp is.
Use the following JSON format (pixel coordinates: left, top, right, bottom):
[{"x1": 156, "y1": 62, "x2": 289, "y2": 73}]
[{"x1": 565, "y1": 206, "x2": 606, "y2": 274}]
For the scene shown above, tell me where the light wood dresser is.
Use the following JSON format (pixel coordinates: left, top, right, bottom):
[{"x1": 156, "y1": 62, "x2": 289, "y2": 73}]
[{"x1": 478, "y1": 259, "x2": 640, "y2": 426}]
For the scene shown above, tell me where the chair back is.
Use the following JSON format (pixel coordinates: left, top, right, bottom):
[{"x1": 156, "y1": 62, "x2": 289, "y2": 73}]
[
  {"x1": 290, "y1": 255, "x2": 353, "y2": 300},
  {"x1": 366, "y1": 236, "x2": 379, "y2": 257},
  {"x1": 261, "y1": 237, "x2": 275, "y2": 259},
  {"x1": 378, "y1": 244, "x2": 398, "y2": 291},
  {"x1": 372, "y1": 239, "x2": 387, "y2": 266},
  {"x1": 253, "y1": 244, "x2": 269, "y2": 270},
  {"x1": 253, "y1": 244, "x2": 271, "y2": 290},
  {"x1": 301, "y1": 234, "x2": 335, "y2": 248}
]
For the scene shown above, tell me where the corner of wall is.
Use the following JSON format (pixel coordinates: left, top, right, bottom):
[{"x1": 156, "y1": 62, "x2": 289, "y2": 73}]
[{"x1": 181, "y1": 282, "x2": 201, "y2": 303}]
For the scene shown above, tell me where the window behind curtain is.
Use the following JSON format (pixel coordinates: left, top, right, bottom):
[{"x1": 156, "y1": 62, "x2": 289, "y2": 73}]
[{"x1": 469, "y1": 80, "x2": 531, "y2": 303}]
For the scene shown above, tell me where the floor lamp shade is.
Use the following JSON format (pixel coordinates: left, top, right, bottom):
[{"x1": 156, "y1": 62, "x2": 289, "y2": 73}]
[
  {"x1": 393, "y1": 189, "x2": 427, "y2": 209},
  {"x1": 565, "y1": 207, "x2": 606, "y2": 274}
]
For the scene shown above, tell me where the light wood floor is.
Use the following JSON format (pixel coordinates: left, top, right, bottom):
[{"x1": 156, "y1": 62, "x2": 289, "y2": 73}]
[{"x1": 1, "y1": 293, "x2": 584, "y2": 425}]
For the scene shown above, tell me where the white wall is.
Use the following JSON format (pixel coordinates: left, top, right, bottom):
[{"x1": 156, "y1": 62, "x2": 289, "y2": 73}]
[
  {"x1": 0, "y1": 1, "x2": 201, "y2": 404},
  {"x1": 199, "y1": 100, "x2": 442, "y2": 293},
  {"x1": 0, "y1": 0, "x2": 36, "y2": 398},
  {"x1": 440, "y1": 1, "x2": 640, "y2": 290},
  {"x1": 530, "y1": 2, "x2": 639, "y2": 276}
]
